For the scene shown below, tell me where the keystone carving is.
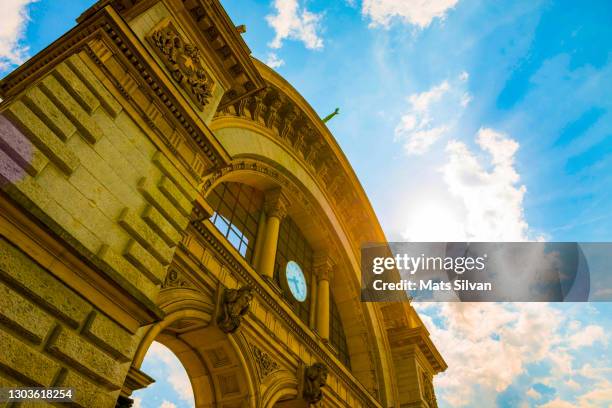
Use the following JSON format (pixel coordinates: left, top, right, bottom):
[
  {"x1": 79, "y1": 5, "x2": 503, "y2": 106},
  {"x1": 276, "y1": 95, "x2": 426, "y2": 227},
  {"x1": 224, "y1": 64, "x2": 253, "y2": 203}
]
[
  {"x1": 217, "y1": 286, "x2": 253, "y2": 333},
  {"x1": 149, "y1": 22, "x2": 214, "y2": 110},
  {"x1": 303, "y1": 362, "x2": 328, "y2": 404}
]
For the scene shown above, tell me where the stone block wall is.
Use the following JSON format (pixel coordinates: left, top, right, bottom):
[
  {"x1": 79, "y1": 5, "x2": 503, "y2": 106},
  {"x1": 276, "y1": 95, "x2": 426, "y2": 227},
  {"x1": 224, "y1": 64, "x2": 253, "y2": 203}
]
[
  {"x1": 0, "y1": 237, "x2": 129, "y2": 407},
  {"x1": 0, "y1": 51, "x2": 197, "y2": 297},
  {"x1": 0, "y1": 49, "x2": 199, "y2": 407}
]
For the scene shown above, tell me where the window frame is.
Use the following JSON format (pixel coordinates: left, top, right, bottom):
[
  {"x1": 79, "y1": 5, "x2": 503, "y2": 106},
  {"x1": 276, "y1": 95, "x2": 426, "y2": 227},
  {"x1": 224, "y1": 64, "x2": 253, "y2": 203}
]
[{"x1": 208, "y1": 182, "x2": 263, "y2": 263}]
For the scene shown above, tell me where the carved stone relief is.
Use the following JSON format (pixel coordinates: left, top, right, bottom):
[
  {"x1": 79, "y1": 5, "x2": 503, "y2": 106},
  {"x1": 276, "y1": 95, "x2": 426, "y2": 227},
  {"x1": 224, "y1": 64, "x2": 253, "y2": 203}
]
[
  {"x1": 216, "y1": 285, "x2": 253, "y2": 333},
  {"x1": 148, "y1": 21, "x2": 214, "y2": 110},
  {"x1": 303, "y1": 362, "x2": 328, "y2": 404},
  {"x1": 252, "y1": 345, "x2": 280, "y2": 378},
  {"x1": 162, "y1": 269, "x2": 192, "y2": 289}
]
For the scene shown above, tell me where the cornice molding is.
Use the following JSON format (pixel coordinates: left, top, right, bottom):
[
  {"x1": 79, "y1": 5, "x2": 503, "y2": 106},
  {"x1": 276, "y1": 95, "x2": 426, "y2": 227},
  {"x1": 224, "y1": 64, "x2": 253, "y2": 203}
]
[
  {"x1": 386, "y1": 326, "x2": 447, "y2": 374},
  {"x1": 214, "y1": 87, "x2": 376, "y2": 252}
]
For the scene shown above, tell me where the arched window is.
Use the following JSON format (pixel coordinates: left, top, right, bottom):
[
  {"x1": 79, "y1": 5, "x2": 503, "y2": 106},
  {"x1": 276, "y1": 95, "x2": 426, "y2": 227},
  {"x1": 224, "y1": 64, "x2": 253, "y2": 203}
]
[
  {"x1": 274, "y1": 216, "x2": 313, "y2": 325},
  {"x1": 330, "y1": 294, "x2": 350, "y2": 368},
  {"x1": 208, "y1": 182, "x2": 263, "y2": 264}
]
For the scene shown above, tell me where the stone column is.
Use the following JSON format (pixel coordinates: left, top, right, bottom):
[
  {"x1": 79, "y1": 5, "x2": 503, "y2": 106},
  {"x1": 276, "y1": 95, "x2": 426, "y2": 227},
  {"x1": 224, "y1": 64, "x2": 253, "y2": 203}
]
[
  {"x1": 314, "y1": 254, "x2": 334, "y2": 341},
  {"x1": 251, "y1": 210, "x2": 267, "y2": 268},
  {"x1": 258, "y1": 189, "x2": 290, "y2": 280}
]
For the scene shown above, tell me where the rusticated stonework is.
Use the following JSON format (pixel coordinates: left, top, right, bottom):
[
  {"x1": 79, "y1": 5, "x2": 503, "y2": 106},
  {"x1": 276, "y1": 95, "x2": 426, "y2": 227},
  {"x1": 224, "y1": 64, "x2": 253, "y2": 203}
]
[
  {"x1": 251, "y1": 345, "x2": 280, "y2": 378},
  {"x1": 148, "y1": 21, "x2": 214, "y2": 110}
]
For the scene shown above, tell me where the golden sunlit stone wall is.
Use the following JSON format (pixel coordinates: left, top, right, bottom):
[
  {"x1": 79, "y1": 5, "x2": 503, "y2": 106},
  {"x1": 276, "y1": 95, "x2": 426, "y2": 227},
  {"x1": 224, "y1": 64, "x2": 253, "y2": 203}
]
[{"x1": 0, "y1": 47, "x2": 200, "y2": 406}]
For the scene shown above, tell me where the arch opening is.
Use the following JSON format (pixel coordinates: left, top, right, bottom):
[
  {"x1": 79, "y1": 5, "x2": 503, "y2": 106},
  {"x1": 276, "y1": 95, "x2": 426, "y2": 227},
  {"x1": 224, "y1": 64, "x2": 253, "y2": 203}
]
[
  {"x1": 128, "y1": 290, "x2": 257, "y2": 408},
  {"x1": 132, "y1": 341, "x2": 195, "y2": 408}
]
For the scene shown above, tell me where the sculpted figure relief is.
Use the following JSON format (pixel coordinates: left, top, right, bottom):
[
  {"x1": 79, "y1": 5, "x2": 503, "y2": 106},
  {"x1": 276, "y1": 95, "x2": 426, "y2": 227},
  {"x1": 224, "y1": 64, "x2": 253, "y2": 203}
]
[
  {"x1": 149, "y1": 22, "x2": 213, "y2": 109},
  {"x1": 217, "y1": 286, "x2": 253, "y2": 333},
  {"x1": 303, "y1": 362, "x2": 328, "y2": 404}
]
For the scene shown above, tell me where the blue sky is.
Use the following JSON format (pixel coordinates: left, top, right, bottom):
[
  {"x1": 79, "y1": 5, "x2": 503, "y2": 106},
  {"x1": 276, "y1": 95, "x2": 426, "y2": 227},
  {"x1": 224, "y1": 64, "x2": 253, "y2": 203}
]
[{"x1": 1, "y1": 0, "x2": 611, "y2": 407}]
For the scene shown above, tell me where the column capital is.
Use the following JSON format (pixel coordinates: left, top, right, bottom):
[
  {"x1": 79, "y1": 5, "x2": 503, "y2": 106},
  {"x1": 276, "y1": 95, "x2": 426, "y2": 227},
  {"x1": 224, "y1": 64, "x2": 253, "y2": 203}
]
[
  {"x1": 264, "y1": 188, "x2": 290, "y2": 219},
  {"x1": 314, "y1": 252, "x2": 334, "y2": 282}
]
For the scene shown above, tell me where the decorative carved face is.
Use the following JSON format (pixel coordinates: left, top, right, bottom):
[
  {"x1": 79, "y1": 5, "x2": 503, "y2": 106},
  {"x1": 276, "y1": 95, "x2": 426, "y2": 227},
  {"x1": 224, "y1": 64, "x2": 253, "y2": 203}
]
[
  {"x1": 172, "y1": 36, "x2": 182, "y2": 53},
  {"x1": 318, "y1": 368, "x2": 328, "y2": 385},
  {"x1": 233, "y1": 287, "x2": 253, "y2": 314},
  {"x1": 309, "y1": 362, "x2": 328, "y2": 384}
]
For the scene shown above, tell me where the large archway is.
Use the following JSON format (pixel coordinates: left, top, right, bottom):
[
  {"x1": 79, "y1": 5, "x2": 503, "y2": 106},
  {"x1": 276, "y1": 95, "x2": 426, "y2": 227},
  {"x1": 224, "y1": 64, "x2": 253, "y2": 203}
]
[
  {"x1": 200, "y1": 143, "x2": 384, "y2": 395},
  {"x1": 133, "y1": 341, "x2": 194, "y2": 407},
  {"x1": 129, "y1": 282, "x2": 258, "y2": 408}
]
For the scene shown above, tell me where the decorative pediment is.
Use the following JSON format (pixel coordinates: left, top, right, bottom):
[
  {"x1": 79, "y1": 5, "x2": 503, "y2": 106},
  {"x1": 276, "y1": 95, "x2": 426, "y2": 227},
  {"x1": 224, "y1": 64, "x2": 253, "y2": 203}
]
[
  {"x1": 78, "y1": 0, "x2": 265, "y2": 108},
  {"x1": 148, "y1": 21, "x2": 215, "y2": 110}
]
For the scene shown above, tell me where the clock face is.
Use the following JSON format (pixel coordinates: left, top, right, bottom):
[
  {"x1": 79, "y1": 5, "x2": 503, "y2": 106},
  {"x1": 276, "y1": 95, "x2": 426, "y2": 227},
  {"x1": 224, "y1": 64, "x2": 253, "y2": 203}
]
[{"x1": 285, "y1": 260, "x2": 307, "y2": 302}]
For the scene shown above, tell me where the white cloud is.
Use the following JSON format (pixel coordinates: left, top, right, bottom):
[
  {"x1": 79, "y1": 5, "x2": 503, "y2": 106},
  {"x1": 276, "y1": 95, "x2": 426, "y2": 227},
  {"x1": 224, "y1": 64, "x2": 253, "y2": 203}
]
[
  {"x1": 159, "y1": 402, "x2": 177, "y2": 408},
  {"x1": 0, "y1": 0, "x2": 37, "y2": 71},
  {"x1": 399, "y1": 124, "x2": 449, "y2": 155},
  {"x1": 416, "y1": 303, "x2": 566, "y2": 407},
  {"x1": 132, "y1": 398, "x2": 142, "y2": 408},
  {"x1": 394, "y1": 86, "x2": 443, "y2": 154},
  {"x1": 564, "y1": 379, "x2": 581, "y2": 390},
  {"x1": 577, "y1": 364, "x2": 612, "y2": 381},
  {"x1": 527, "y1": 387, "x2": 541, "y2": 400},
  {"x1": 568, "y1": 324, "x2": 607, "y2": 348},
  {"x1": 538, "y1": 399, "x2": 575, "y2": 408},
  {"x1": 145, "y1": 342, "x2": 195, "y2": 406},
  {"x1": 441, "y1": 128, "x2": 531, "y2": 241},
  {"x1": 416, "y1": 301, "x2": 612, "y2": 407},
  {"x1": 266, "y1": 0, "x2": 323, "y2": 50},
  {"x1": 265, "y1": 52, "x2": 285, "y2": 68},
  {"x1": 576, "y1": 380, "x2": 612, "y2": 408},
  {"x1": 362, "y1": 0, "x2": 459, "y2": 28},
  {"x1": 538, "y1": 381, "x2": 612, "y2": 408},
  {"x1": 395, "y1": 73, "x2": 471, "y2": 156},
  {"x1": 460, "y1": 92, "x2": 472, "y2": 107}
]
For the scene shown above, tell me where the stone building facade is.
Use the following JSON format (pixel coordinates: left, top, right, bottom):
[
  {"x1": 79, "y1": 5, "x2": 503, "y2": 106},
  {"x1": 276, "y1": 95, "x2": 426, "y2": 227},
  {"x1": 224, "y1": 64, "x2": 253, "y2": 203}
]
[{"x1": 0, "y1": 0, "x2": 446, "y2": 407}]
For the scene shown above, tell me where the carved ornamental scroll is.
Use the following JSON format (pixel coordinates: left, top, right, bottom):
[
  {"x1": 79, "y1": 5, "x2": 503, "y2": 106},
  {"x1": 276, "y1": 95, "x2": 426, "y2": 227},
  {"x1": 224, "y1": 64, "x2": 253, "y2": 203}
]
[{"x1": 148, "y1": 21, "x2": 214, "y2": 110}]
